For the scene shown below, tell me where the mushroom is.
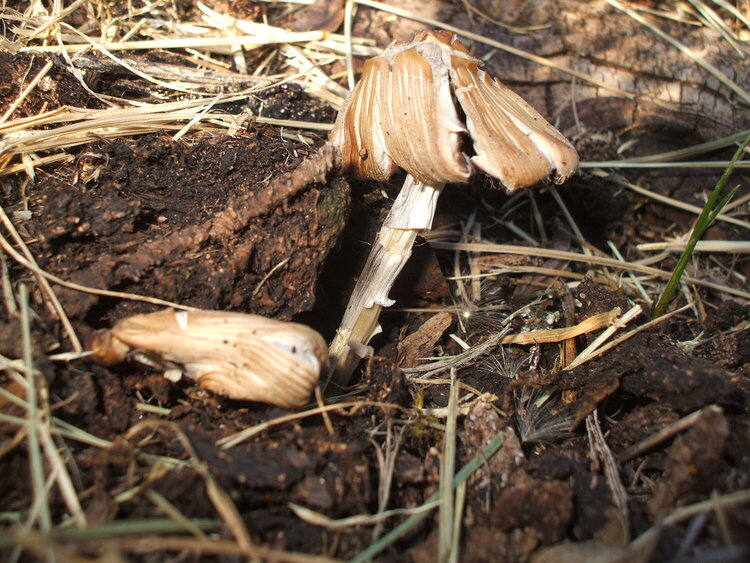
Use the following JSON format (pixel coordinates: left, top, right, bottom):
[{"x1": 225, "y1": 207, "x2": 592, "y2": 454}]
[
  {"x1": 328, "y1": 30, "x2": 578, "y2": 384},
  {"x1": 89, "y1": 308, "x2": 328, "y2": 408}
]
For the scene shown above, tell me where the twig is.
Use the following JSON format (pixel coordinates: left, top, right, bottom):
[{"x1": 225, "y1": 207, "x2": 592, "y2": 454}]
[{"x1": 564, "y1": 303, "x2": 691, "y2": 371}]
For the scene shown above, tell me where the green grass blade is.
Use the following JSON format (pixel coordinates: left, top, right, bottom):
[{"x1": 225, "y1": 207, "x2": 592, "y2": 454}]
[
  {"x1": 651, "y1": 133, "x2": 750, "y2": 318},
  {"x1": 0, "y1": 519, "x2": 221, "y2": 549},
  {"x1": 351, "y1": 430, "x2": 505, "y2": 563}
]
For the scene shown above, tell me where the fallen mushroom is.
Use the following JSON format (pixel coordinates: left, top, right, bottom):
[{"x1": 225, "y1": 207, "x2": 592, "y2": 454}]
[
  {"x1": 328, "y1": 30, "x2": 578, "y2": 384},
  {"x1": 88, "y1": 309, "x2": 327, "y2": 409}
]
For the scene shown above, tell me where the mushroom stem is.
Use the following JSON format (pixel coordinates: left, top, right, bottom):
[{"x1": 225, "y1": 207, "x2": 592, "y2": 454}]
[{"x1": 329, "y1": 175, "x2": 444, "y2": 385}]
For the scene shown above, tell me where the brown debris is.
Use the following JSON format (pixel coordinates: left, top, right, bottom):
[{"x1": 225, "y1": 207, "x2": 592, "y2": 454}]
[
  {"x1": 463, "y1": 399, "x2": 524, "y2": 488},
  {"x1": 189, "y1": 430, "x2": 313, "y2": 490},
  {"x1": 619, "y1": 334, "x2": 748, "y2": 412},
  {"x1": 289, "y1": 0, "x2": 345, "y2": 32},
  {"x1": 397, "y1": 311, "x2": 453, "y2": 368},
  {"x1": 492, "y1": 473, "x2": 574, "y2": 544},
  {"x1": 649, "y1": 406, "x2": 731, "y2": 516},
  {"x1": 465, "y1": 526, "x2": 541, "y2": 562}
]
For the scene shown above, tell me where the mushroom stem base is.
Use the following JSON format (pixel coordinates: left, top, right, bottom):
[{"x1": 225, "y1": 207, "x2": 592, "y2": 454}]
[{"x1": 328, "y1": 176, "x2": 444, "y2": 387}]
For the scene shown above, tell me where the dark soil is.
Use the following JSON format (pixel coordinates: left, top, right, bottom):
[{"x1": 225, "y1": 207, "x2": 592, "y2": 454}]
[{"x1": 1, "y1": 1, "x2": 749, "y2": 562}]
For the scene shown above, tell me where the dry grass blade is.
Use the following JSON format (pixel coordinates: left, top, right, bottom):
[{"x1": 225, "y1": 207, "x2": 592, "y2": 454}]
[
  {"x1": 344, "y1": 0, "x2": 357, "y2": 90},
  {"x1": 0, "y1": 60, "x2": 53, "y2": 124},
  {"x1": 401, "y1": 330, "x2": 508, "y2": 377},
  {"x1": 146, "y1": 489, "x2": 208, "y2": 538},
  {"x1": 37, "y1": 426, "x2": 87, "y2": 529},
  {"x1": 685, "y1": 0, "x2": 748, "y2": 56},
  {"x1": 289, "y1": 501, "x2": 439, "y2": 530},
  {"x1": 711, "y1": 0, "x2": 750, "y2": 30},
  {"x1": 593, "y1": 128, "x2": 750, "y2": 163},
  {"x1": 124, "y1": 420, "x2": 255, "y2": 553},
  {"x1": 608, "y1": 241, "x2": 652, "y2": 304},
  {"x1": 20, "y1": 31, "x2": 330, "y2": 54},
  {"x1": 18, "y1": 284, "x2": 51, "y2": 537},
  {"x1": 605, "y1": 0, "x2": 750, "y2": 105},
  {"x1": 1, "y1": 207, "x2": 82, "y2": 351},
  {"x1": 450, "y1": 480, "x2": 466, "y2": 563},
  {"x1": 353, "y1": 0, "x2": 636, "y2": 99},
  {"x1": 439, "y1": 368, "x2": 459, "y2": 562},
  {"x1": 586, "y1": 409, "x2": 630, "y2": 540},
  {"x1": 351, "y1": 430, "x2": 505, "y2": 563},
  {"x1": 631, "y1": 489, "x2": 750, "y2": 550},
  {"x1": 638, "y1": 241, "x2": 750, "y2": 253},
  {"x1": 115, "y1": 536, "x2": 344, "y2": 563},
  {"x1": 0, "y1": 381, "x2": 112, "y2": 449},
  {"x1": 592, "y1": 171, "x2": 750, "y2": 231},
  {"x1": 7, "y1": 523, "x2": 301, "y2": 562},
  {"x1": 564, "y1": 305, "x2": 642, "y2": 371},
  {"x1": 216, "y1": 400, "x2": 404, "y2": 449},
  {"x1": 0, "y1": 229, "x2": 197, "y2": 311},
  {"x1": 0, "y1": 153, "x2": 72, "y2": 177},
  {"x1": 2, "y1": 519, "x2": 220, "y2": 545},
  {"x1": 427, "y1": 240, "x2": 750, "y2": 300},
  {"x1": 0, "y1": 103, "x2": 329, "y2": 159},
  {"x1": 581, "y1": 160, "x2": 750, "y2": 169},
  {"x1": 563, "y1": 303, "x2": 693, "y2": 371},
  {"x1": 619, "y1": 405, "x2": 722, "y2": 462},
  {"x1": 370, "y1": 420, "x2": 405, "y2": 542}
]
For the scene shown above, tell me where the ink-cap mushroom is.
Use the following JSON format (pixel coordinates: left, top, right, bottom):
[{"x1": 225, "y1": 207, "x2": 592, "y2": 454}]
[
  {"x1": 89, "y1": 309, "x2": 328, "y2": 409},
  {"x1": 328, "y1": 30, "x2": 578, "y2": 384}
]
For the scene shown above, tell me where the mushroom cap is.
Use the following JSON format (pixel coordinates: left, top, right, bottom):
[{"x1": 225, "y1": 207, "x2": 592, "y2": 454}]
[
  {"x1": 330, "y1": 30, "x2": 579, "y2": 193},
  {"x1": 89, "y1": 309, "x2": 328, "y2": 408}
]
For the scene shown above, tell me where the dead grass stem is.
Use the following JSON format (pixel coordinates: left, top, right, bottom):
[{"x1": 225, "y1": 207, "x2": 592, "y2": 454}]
[{"x1": 427, "y1": 240, "x2": 750, "y2": 300}]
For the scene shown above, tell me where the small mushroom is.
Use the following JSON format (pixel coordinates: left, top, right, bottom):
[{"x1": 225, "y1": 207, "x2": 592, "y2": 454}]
[
  {"x1": 89, "y1": 309, "x2": 327, "y2": 409},
  {"x1": 328, "y1": 30, "x2": 578, "y2": 384}
]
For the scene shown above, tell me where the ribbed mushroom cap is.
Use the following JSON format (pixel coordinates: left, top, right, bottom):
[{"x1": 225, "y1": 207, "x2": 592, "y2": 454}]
[
  {"x1": 89, "y1": 309, "x2": 328, "y2": 409},
  {"x1": 330, "y1": 30, "x2": 579, "y2": 193},
  {"x1": 330, "y1": 33, "x2": 471, "y2": 185}
]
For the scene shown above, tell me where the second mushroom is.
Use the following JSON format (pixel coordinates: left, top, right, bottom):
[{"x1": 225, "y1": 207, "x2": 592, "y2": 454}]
[{"x1": 328, "y1": 30, "x2": 579, "y2": 385}]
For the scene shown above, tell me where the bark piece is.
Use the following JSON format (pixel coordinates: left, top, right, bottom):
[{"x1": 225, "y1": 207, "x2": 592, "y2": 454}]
[{"x1": 25, "y1": 134, "x2": 348, "y2": 327}]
